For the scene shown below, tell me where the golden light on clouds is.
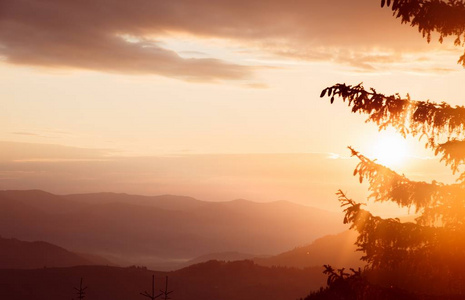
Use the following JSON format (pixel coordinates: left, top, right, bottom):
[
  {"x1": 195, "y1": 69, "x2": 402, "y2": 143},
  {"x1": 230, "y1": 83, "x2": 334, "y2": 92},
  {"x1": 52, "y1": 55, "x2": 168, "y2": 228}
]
[{"x1": 0, "y1": 0, "x2": 461, "y2": 210}]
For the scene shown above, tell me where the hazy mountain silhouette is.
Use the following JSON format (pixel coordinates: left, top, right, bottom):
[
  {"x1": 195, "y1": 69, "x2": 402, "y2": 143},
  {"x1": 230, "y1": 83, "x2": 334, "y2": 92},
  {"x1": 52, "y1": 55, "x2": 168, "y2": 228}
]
[
  {"x1": 0, "y1": 236, "x2": 111, "y2": 269},
  {"x1": 175, "y1": 251, "x2": 257, "y2": 269},
  {"x1": 0, "y1": 261, "x2": 325, "y2": 300},
  {"x1": 63, "y1": 192, "x2": 205, "y2": 211},
  {"x1": 0, "y1": 231, "x2": 362, "y2": 271},
  {"x1": 0, "y1": 190, "x2": 346, "y2": 269},
  {"x1": 254, "y1": 230, "x2": 364, "y2": 269}
]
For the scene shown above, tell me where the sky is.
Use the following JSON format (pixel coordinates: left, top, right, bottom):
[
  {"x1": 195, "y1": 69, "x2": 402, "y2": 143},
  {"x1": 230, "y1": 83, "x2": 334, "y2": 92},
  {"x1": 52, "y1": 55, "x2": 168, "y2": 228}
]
[{"x1": 1, "y1": 0, "x2": 464, "y2": 214}]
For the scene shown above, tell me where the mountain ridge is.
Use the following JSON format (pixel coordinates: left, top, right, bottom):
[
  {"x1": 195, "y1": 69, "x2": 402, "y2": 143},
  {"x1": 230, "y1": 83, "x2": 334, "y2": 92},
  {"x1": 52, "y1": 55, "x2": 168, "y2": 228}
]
[
  {"x1": 0, "y1": 189, "x2": 346, "y2": 269},
  {"x1": 0, "y1": 236, "x2": 111, "y2": 269}
]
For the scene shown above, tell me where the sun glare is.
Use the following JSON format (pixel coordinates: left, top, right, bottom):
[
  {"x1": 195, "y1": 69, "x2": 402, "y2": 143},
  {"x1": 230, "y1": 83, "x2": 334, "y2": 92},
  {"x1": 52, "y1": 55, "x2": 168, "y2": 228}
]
[{"x1": 369, "y1": 132, "x2": 409, "y2": 168}]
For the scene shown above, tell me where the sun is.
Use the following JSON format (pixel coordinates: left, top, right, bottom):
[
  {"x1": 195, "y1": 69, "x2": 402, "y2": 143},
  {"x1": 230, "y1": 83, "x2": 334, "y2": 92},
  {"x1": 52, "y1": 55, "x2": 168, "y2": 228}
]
[{"x1": 369, "y1": 132, "x2": 409, "y2": 168}]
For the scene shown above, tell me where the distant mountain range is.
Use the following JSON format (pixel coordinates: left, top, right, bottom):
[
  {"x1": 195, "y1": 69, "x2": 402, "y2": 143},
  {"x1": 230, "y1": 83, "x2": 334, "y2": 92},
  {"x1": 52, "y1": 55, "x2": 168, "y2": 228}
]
[
  {"x1": 0, "y1": 215, "x2": 363, "y2": 300},
  {"x1": 0, "y1": 232, "x2": 363, "y2": 299},
  {"x1": 0, "y1": 229, "x2": 363, "y2": 271},
  {"x1": 0, "y1": 189, "x2": 347, "y2": 268}
]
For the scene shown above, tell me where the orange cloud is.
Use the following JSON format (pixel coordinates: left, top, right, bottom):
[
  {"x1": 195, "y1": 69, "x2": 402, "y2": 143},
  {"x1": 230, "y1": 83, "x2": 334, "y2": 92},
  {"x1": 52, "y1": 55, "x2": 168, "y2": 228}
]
[{"x1": 0, "y1": 0, "x2": 441, "y2": 79}]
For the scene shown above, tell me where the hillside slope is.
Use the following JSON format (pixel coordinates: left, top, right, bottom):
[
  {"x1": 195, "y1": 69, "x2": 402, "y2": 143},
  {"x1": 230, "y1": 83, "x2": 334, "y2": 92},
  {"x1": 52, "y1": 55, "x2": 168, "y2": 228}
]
[
  {"x1": 254, "y1": 230, "x2": 364, "y2": 269},
  {"x1": 0, "y1": 236, "x2": 112, "y2": 269},
  {"x1": 0, "y1": 262, "x2": 326, "y2": 300},
  {"x1": 0, "y1": 237, "x2": 91, "y2": 269}
]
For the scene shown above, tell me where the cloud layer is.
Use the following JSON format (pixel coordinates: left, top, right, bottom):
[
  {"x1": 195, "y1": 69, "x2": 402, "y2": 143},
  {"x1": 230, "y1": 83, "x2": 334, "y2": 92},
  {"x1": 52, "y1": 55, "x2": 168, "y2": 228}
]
[{"x1": 0, "y1": 0, "x2": 433, "y2": 80}]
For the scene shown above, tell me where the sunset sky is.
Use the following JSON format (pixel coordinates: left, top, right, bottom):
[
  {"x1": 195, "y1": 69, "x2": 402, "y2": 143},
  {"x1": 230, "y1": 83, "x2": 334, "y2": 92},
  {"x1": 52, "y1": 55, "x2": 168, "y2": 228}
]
[{"x1": 1, "y1": 0, "x2": 463, "y2": 214}]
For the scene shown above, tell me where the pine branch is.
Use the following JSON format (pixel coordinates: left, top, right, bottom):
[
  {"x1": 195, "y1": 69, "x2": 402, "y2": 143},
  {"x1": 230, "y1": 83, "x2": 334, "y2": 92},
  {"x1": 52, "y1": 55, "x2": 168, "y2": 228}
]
[
  {"x1": 436, "y1": 139, "x2": 465, "y2": 173},
  {"x1": 351, "y1": 147, "x2": 442, "y2": 207},
  {"x1": 337, "y1": 191, "x2": 465, "y2": 271},
  {"x1": 321, "y1": 83, "x2": 465, "y2": 172},
  {"x1": 349, "y1": 147, "x2": 465, "y2": 227},
  {"x1": 321, "y1": 83, "x2": 465, "y2": 140},
  {"x1": 381, "y1": 0, "x2": 465, "y2": 65}
]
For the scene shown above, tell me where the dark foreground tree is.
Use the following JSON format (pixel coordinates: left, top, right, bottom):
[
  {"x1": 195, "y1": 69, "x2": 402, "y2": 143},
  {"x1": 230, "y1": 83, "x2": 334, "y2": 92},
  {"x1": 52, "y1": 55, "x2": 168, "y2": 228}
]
[
  {"x1": 313, "y1": 0, "x2": 465, "y2": 298},
  {"x1": 73, "y1": 278, "x2": 87, "y2": 300}
]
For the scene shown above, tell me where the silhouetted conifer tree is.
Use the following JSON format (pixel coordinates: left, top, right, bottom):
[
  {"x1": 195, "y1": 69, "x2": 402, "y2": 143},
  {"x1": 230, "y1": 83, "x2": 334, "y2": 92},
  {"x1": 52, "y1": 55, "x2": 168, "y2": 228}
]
[
  {"x1": 318, "y1": 0, "x2": 465, "y2": 297},
  {"x1": 159, "y1": 276, "x2": 173, "y2": 300},
  {"x1": 73, "y1": 278, "x2": 87, "y2": 300},
  {"x1": 140, "y1": 274, "x2": 163, "y2": 300}
]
